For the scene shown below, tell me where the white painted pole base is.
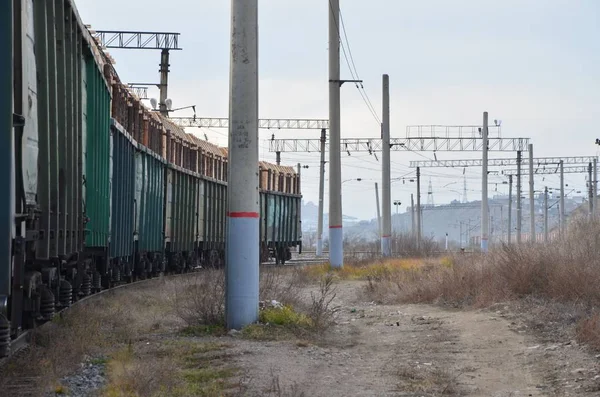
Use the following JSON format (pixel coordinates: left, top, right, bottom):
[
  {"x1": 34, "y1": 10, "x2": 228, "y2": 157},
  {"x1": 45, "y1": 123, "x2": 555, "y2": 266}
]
[
  {"x1": 329, "y1": 227, "x2": 343, "y2": 268},
  {"x1": 381, "y1": 236, "x2": 391, "y2": 257},
  {"x1": 481, "y1": 238, "x2": 488, "y2": 253},
  {"x1": 316, "y1": 238, "x2": 323, "y2": 256},
  {"x1": 226, "y1": 216, "x2": 259, "y2": 329}
]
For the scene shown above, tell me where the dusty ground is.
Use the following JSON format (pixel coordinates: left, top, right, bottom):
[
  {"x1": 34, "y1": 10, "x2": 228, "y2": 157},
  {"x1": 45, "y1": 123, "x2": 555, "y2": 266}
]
[
  {"x1": 228, "y1": 281, "x2": 600, "y2": 396},
  {"x1": 6, "y1": 276, "x2": 600, "y2": 396}
]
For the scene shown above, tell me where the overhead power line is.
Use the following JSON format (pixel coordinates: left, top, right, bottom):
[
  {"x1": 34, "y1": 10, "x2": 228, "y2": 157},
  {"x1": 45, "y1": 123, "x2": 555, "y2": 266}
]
[{"x1": 328, "y1": 1, "x2": 381, "y2": 126}]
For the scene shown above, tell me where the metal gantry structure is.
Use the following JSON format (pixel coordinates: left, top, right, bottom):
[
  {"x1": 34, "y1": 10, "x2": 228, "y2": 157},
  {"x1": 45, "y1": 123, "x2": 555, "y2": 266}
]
[
  {"x1": 410, "y1": 156, "x2": 598, "y2": 168},
  {"x1": 269, "y1": 125, "x2": 530, "y2": 249},
  {"x1": 92, "y1": 30, "x2": 183, "y2": 116},
  {"x1": 127, "y1": 85, "x2": 148, "y2": 99},
  {"x1": 269, "y1": 136, "x2": 530, "y2": 153},
  {"x1": 171, "y1": 117, "x2": 329, "y2": 130},
  {"x1": 91, "y1": 31, "x2": 181, "y2": 50},
  {"x1": 412, "y1": 156, "x2": 598, "y2": 244}
]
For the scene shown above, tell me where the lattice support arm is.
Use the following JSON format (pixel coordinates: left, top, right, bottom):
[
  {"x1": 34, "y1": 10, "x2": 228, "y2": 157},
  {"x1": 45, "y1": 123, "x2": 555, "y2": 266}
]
[
  {"x1": 268, "y1": 137, "x2": 530, "y2": 152},
  {"x1": 171, "y1": 117, "x2": 329, "y2": 130},
  {"x1": 92, "y1": 31, "x2": 182, "y2": 50},
  {"x1": 409, "y1": 156, "x2": 598, "y2": 168},
  {"x1": 501, "y1": 166, "x2": 591, "y2": 175}
]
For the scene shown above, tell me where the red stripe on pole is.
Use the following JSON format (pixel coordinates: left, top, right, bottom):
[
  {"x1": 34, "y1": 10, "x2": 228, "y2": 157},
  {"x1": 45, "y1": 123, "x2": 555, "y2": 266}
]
[
  {"x1": 382, "y1": 234, "x2": 391, "y2": 237},
  {"x1": 329, "y1": 225, "x2": 342, "y2": 229},
  {"x1": 228, "y1": 212, "x2": 260, "y2": 218}
]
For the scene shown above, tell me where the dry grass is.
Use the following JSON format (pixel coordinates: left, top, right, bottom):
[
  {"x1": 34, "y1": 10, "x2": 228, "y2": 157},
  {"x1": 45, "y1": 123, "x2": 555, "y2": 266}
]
[
  {"x1": 396, "y1": 365, "x2": 460, "y2": 395},
  {"x1": 260, "y1": 266, "x2": 307, "y2": 308},
  {"x1": 307, "y1": 273, "x2": 338, "y2": 330},
  {"x1": 363, "y1": 216, "x2": 600, "y2": 350},
  {"x1": 302, "y1": 257, "x2": 441, "y2": 281},
  {"x1": 0, "y1": 266, "x2": 325, "y2": 395},
  {"x1": 266, "y1": 369, "x2": 306, "y2": 397},
  {"x1": 576, "y1": 312, "x2": 600, "y2": 350},
  {"x1": 102, "y1": 340, "x2": 241, "y2": 397},
  {"x1": 173, "y1": 271, "x2": 226, "y2": 327},
  {"x1": 0, "y1": 278, "x2": 182, "y2": 393},
  {"x1": 342, "y1": 233, "x2": 441, "y2": 259},
  {"x1": 243, "y1": 273, "x2": 338, "y2": 341}
]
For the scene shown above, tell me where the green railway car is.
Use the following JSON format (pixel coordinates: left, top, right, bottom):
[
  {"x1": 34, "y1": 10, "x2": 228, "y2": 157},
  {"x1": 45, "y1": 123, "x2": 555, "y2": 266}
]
[
  {"x1": 134, "y1": 144, "x2": 166, "y2": 274},
  {"x1": 260, "y1": 191, "x2": 302, "y2": 265},
  {"x1": 109, "y1": 121, "x2": 135, "y2": 279},
  {"x1": 165, "y1": 166, "x2": 200, "y2": 270},
  {"x1": 4, "y1": 0, "x2": 116, "y2": 345}
]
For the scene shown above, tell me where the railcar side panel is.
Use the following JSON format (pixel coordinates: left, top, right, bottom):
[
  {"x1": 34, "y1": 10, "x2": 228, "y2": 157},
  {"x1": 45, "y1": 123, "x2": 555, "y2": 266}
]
[
  {"x1": 196, "y1": 180, "x2": 205, "y2": 245},
  {"x1": 164, "y1": 169, "x2": 173, "y2": 248},
  {"x1": 136, "y1": 148, "x2": 165, "y2": 253},
  {"x1": 83, "y1": 54, "x2": 111, "y2": 249},
  {"x1": 109, "y1": 124, "x2": 135, "y2": 259}
]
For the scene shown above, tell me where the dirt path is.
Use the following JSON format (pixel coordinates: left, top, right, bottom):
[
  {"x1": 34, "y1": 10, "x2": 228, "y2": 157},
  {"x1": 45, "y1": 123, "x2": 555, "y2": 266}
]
[{"x1": 230, "y1": 281, "x2": 600, "y2": 396}]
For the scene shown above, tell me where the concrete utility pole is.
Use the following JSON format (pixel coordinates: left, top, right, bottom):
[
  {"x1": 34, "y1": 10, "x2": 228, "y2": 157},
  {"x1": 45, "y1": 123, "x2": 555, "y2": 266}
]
[
  {"x1": 544, "y1": 186, "x2": 548, "y2": 242},
  {"x1": 411, "y1": 194, "x2": 415, "y2": 240},
  {"x1": 416, "y1": 167, "x2": 422, "y2": 250},
  {"x1": 226, "y1": 0, "x2": 259, "y2": 329},
  {"x1": 1, "y1": 0, "x2": 14, "y2": 334},
  {"x1": 481, "y1": 112, "x2": 489, "y2": 252},
  {"x1": 508, "y1": 174, "x2": 512, "y2": 244},
  {"x1": 529, "y1": 144, "x2": 535, "y2": 243},
  {"x1": 316, "y1": 129, "x2": 326, "y2": 257},
  {"x1": 560, "y1": 160, "x2": 565, "y2": 234},
  {"x1": 297, "y1": 163, "x2": 302, "y2": 248},
  {"x1": 516, "y1": 150, "x2": 522, "y2": 244},
  {"x1": 589, "y1": 162, "x2": 594, "y2": 218},
  {"x1": 328, "y1": 0, "x2": 343, "y2": 268},
  {"x1": 375, "y1": 183, "x2": 381, "y2": 250},
  {"x1": 158, "y1": 49, "x2": 170, "y2": 116},
  {"x1": 593, "y1": 159, "x2": 598, "y2": 215},
  {"x1": 275, "y1": 152, "x2": 281, "y2": 165},
  {"x1": 381, "y1": 75, "x2": 391, "y2": 257}
]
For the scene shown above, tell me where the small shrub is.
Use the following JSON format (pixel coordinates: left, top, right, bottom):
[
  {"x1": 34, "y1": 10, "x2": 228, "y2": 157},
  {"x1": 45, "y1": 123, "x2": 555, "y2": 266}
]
[
  {"x1": 172, "y1": 271, "x2": 225, "y2": 327},
  {"x1": 576, "y1": 313, "x2": 600, "y2": 351},
  {"x1": 260, "y1": 266, "x2": 306, "y2": 308},
  {"x1": 307, "y1": 274, "x2": 337, "y2": 330},
  {"x1": 260, "y1": 305, "x2": 311, "y2": 327}
]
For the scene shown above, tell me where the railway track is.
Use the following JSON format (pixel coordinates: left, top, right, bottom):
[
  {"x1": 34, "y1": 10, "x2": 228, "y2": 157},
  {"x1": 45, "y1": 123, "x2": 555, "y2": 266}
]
[
  {"x1": 0, "y1": 269, "x2": 202, "y2": 367},
  {"x1": 0, "y1": 256, "x2": 323, "y2": 365}
]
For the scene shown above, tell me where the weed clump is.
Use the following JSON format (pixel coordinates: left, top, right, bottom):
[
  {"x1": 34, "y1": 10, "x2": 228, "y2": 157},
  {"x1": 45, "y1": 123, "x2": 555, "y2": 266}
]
[
  {"x1": 243, "y1": 273, "x2": 338, "y2": 340},
  {"x1": 173, "y1": 271, "x2": 226, "y2": 328},
  {"x1": 260, "y1": 305, "x2": 311, "y2": 327}
]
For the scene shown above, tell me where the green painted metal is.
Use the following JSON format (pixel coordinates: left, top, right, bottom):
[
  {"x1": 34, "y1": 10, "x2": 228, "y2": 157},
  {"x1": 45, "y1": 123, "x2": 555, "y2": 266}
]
[
  {"x1": 197, "y1": 180, "x2": 205, "y2": 243},
  {"x1": 110, "y1": 126, "x2": 135, "y2": 258},
  {"x1": 135, "y1": 149, "x2": 165, "y2": 253},
  {"x1": 168, "y1": 169, "x2": 198, "y2": 253},
  {"x1": 259, "y1": 192, "x2": 301, "y2": 247},
  {"x1": 164, "y1": 169, "x2": 173, "y2": 249},
  {"x1": 84, "y1": 53, "x2": 111, "y2": 248}
]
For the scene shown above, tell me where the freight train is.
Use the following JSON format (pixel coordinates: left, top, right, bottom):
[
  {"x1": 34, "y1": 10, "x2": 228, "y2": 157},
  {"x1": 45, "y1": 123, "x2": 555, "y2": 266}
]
[{"x1": 1, "y1": 0, "x2": 301, "y2": 356}]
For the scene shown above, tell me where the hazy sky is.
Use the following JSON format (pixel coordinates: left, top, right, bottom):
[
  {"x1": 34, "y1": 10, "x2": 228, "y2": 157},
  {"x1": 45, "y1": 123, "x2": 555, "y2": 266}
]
[{"x1": 77, "y1": 0, "x2": 600, "y2": 220}]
